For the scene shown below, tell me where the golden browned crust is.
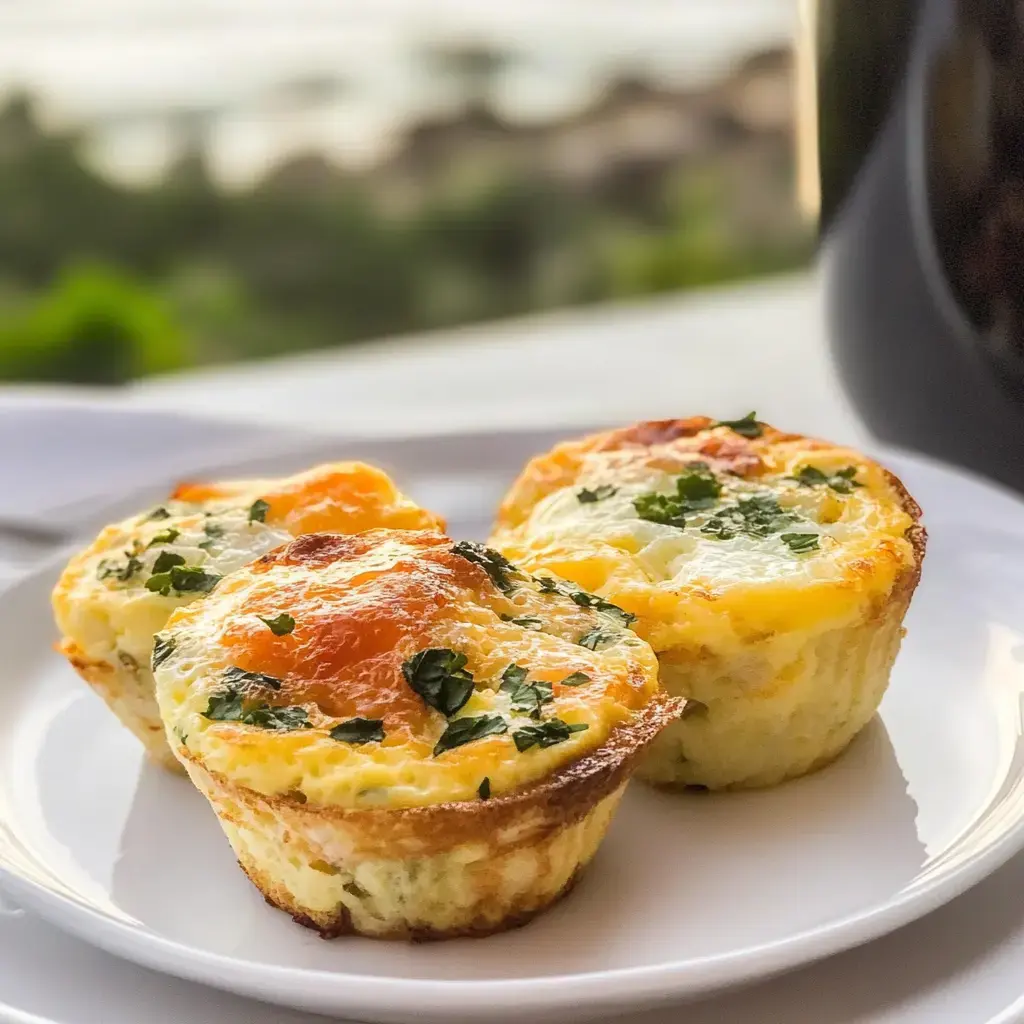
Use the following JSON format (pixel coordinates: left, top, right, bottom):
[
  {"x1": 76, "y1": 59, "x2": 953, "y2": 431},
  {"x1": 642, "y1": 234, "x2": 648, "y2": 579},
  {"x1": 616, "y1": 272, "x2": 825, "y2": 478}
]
[
  {"x1": 180, "y1": 689, "x2": 685, "y2": 860},
  {"x1": 246, "y1": 859, "x2": 585, "y2": 942}
]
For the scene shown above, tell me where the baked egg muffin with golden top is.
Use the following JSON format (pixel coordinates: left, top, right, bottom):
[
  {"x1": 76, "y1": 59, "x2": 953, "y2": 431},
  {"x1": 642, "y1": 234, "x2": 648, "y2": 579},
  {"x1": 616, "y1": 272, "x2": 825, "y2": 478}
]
[
  {"x1": 490, "y1": 415, "x2": 926, "y2": 790},
  {"x1": 52, "y1": 462, "x2": 443, "y2": 770},
  {"x1": 154, "y1": 530, "x2": 679, "y2": 939}
]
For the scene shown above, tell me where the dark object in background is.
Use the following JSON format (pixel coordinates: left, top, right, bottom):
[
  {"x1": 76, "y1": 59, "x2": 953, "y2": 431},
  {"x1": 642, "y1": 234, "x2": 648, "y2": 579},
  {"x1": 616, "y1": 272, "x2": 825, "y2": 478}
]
[{"x1": 821, "y1": 0, "x2": 1024, "y2": 491}]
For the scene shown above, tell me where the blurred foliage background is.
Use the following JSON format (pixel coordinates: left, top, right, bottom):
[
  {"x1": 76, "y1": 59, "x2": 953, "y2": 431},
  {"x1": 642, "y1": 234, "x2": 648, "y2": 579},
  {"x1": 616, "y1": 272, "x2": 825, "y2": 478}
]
[{"x1": 0, "y1": 13, "x2": 812, "y2": 385}]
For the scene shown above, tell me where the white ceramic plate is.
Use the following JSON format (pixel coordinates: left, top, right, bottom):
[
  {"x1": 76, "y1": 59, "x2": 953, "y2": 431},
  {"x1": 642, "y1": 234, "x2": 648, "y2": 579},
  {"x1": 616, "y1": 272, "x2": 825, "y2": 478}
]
[{"x1": 3, "y1": 445, "x2": 1024, "y2": 1024}]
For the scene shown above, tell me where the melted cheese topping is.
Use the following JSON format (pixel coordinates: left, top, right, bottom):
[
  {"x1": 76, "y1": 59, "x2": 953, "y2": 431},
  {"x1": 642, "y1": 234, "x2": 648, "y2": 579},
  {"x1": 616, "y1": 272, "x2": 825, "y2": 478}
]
[
  {"x1": 155, "y1": 531, "x2": 660, "y2": 810},
  {"x1": 491, "y1": 418, "x2": 920, "y2": 653},
  {"x1": 53, "y1": 462, "x2": 444, "y2": 671}
]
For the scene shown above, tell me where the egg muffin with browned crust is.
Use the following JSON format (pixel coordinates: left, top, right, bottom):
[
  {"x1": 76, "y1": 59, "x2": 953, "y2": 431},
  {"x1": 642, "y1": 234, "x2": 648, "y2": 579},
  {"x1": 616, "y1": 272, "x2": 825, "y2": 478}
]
[
  {"x1": 53, "y1": 462, "x2": 443, "y2": 770},
  {"x1": 154, "y1": 530, "x2": 679, "y2": 939},
  {"x1": 490, "y1": 415, "x2": 926, "y2": 790}
]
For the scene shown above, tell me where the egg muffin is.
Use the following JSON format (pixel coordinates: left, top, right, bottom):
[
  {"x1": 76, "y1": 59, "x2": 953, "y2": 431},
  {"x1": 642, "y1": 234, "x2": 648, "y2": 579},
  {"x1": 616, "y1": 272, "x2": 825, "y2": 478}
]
[
  {"x1": 52, "y1": 462, "x2": 443, "y2": 770},
  {"x1": 153, "y1": 530, "x2": 679, "y2": 939},
  {"x1": 490, "y1": 415, "x2": 926, "y2": 790}
]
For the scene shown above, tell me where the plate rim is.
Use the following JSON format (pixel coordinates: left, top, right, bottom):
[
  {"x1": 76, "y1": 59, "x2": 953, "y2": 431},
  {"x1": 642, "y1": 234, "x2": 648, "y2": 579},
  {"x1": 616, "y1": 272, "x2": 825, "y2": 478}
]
[{"x1": 4, "y1": 443, "x2": 1024, "y2": 1019}]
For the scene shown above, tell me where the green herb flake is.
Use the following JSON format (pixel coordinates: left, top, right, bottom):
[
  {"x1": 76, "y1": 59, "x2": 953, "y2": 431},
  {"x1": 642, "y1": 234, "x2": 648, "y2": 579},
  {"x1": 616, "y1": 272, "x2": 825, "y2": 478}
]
[
  {"x1": 146, "y1": 563, "x2": 222, "y2": 597},
  {"x1": 146, "y1": 527, "x2": 181, "y2": 548},
  {"x1": 259, "y1": 613, "x2": 296, "y2": 636},
  {"x1": 578, "y1": 628, "x2": 618, "y2": 651},
  {"x1": 202, "y1": 688, "x2": 245, "y2": 722},
  {"x1": 152, "y1": 635, "x2": 176, "y2": 670},
  {"x1": 478, "y1": 777, "x2": 491, "y2": 800},
  {"x1": 791, "y1": 464, "x2": 863, "y2": 495},
  {"x1": 330, "y1": 717, "x2": 385, "y2": 745},
  {"x1": 145, "y1": 506, "x2": 172, "y2": 521},
  {"x1": 714, "y1": 412, "x2": 763, "y2": 438},
  {"x1": 450, "y1": 541, "x2": 521, "y2": 593},
  {"x1": 151, "y1": 550, "x2": 186, "y2": 574},
  {"x1": 513, "y1": 719, "x2": 588, "y2": 752},
  {"x1": 567, "y1": 590, "x2": 636, "y2": 626},
  {"x1": 781, "y1": 532, "x2": 820, "y2": 554},
  {"x1": 674, "y1": 462, "x2": 721, "y2": 509},
  {"x1": 701, "y1": 493, "x2": 798, "y2": 542},
  {"x1": 500, "y1": 671, "x2": 554, "y2": 719},
  {"x1": 559, "y1": 671, "x2": 591, "y2": 686},
  {"x1": 433, "y1": 714, "x2": 508, "y2": 756},
  {"x1": 248, "y1": 498, "x2": 271, "y2": 523},
  {"x1": 201, "y1": 688, "x2": 311, "y2": 731},
  {"x1": 97, "y1": 549, "x2": 144, "y2": 582},
  {"x1": 242, "y1": 704, "x2": 311, "y2": 731},
  {"x1": 501, "y1": 664, "x2": 529, "y2": 689},
  {"x1": 224, "y1": 665, "x2": 283, "y2": 691},
  {"x1": 577, "y1": 485, "x2": 618, "y2": 504},
  {"x1": 633, "y1": 491, "x2": 688, "y2": 529},
  {"x1": 199, "y1": 521, "x2": 225, "y2": 551},
  {"x1": 536, "y1": 576, "x2": 562, "y2": 594},
  {"x1": 403, "y1": 648, "x2": 475, "y2": 717},
  {"x1": 499, "y1": 613, "x2": 544, "y2": 630}
]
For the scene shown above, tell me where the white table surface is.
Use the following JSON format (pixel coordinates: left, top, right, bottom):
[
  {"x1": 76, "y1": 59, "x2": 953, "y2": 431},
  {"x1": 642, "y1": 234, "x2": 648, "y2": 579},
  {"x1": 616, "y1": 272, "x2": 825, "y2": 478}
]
[{"x1": 124, "y1": 272, "x2": 867, "y2": 446}]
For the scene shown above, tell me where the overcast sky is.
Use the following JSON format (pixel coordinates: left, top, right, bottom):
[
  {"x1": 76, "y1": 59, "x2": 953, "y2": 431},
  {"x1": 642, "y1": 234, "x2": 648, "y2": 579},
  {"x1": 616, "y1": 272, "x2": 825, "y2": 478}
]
[{"x1": 0, "y1": 0, "x2": 797, "y2": 184}]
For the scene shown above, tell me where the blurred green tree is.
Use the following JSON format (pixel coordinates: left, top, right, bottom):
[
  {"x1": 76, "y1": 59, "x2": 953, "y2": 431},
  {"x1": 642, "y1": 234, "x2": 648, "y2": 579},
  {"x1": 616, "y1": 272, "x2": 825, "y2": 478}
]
[{"x1": 0, "y1": 262, "x2": 190, "y2": 384}]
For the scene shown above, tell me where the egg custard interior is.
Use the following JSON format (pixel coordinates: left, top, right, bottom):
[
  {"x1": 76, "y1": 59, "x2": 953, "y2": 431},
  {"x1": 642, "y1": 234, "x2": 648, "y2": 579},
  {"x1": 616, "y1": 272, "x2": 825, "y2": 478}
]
[
  {"x1": 154, "y1": 530, "x2": 676, "y2": 938},
  {"x1": 52, "y1": 461, "x2": 443, "y2": 769},
  {"x1": 491, "y1": 416, "x2": 925, "y2": 789}
]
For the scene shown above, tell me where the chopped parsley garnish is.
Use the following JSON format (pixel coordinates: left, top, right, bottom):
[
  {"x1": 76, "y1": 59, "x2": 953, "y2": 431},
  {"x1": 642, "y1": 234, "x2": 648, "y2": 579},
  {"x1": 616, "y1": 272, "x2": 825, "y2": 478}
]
[
  {"x1": 534, "y1": 575, "x2": 635, "y2": 626},
  {"x1": 433, "y1": 714, "x2": 507, "y2": 756},
  {"x1": 223, "y1": 665, "x2": 282, "y2": 691},
  {"x1": 674, "y1": 462, "x2": 721, "y2": 509},
  {"x1": 633, "y1": 491, "x2": 688, "y2": 529},
  {"x1": 146, "y1": 563, "x2": 222, "y2": 596},
  {"x1": 791, "y1": 465, "x2": 862, "y2": 495},
  {"x1": 478, "y1": 777, "x2": 491, "y2": 800},
  {"x1": 203, "y1": 688, "x2": 244, "y2": 721},
  {"x1": 145, "y1": 506, "x2": 172, "y2": 521},
  {"x1": 202, "y1": 688, "x2": 310, "y2": 731},
  {"x1": 97, "y1": 546, "x2": 144, "y2": 582},
  {"x1": 450, "y1": 541, "x2": 521, "y2": 593},
  {"x1": 330, "y1": 718, "x2": 385, "y2": 745},
  {"x1": 513, "y1": 719, "x2": 588, "y2": 752},
  {"x1": 146, "y1": 527, "x2": 180, "y2": 548},
  {"x1": 781, "y1": 532, "x2": 820, "y2": 554},
  {"x1": 577, "y1": 485, "x2": 618, "y2": 503},
  {"x1": 566, "y1": 590, "x2": 636, "y2": 626},
  {"x1": 242, "y1": 704, "x2": 311, "y2": 731},
  {"x1": 500, "y1": 613, "x2": 544, "y2": 630},
  {"x1": 501, "y1": 664, "x2": 528, "y2": 689},
  {"x1": 248, "y1": 498, "x2": 270, "y2": 523},
  {"x1": 500, "y1": 669, "x2": 553, "y2": 719},
  {"x1": 633, "y1": 463, "x2": 722, "y2": 530},
  {"x1": 680, "y1": 698, "x2": 709, "y2": 719},
  {"x1": 403, "y1": 648, "x2": 475, "y2": 717},
  {"x1": 559, "y1": 671, "x2": 590, "y2": 686},
  {"x1": 259, "y1": 613, "x2": 296, "y2": 636},
  {"x1": 199, "y1": 521, "x2": 225, "y2": 551},
  {"x1": 151, "y1": 550, "x2": 185, "y2": 574},
  {"x1": 714, "y1": 412, "x2": 763, "y2": 438},
  {"x1": 578, "y1": 628, "x2": 618, "y2": 651},
  {"x1": 151, "y1": 635, "x2": 176, "y2": 669},
  {"x1": 701, "y1": 494, "x2": 798, "y2": 541}
]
